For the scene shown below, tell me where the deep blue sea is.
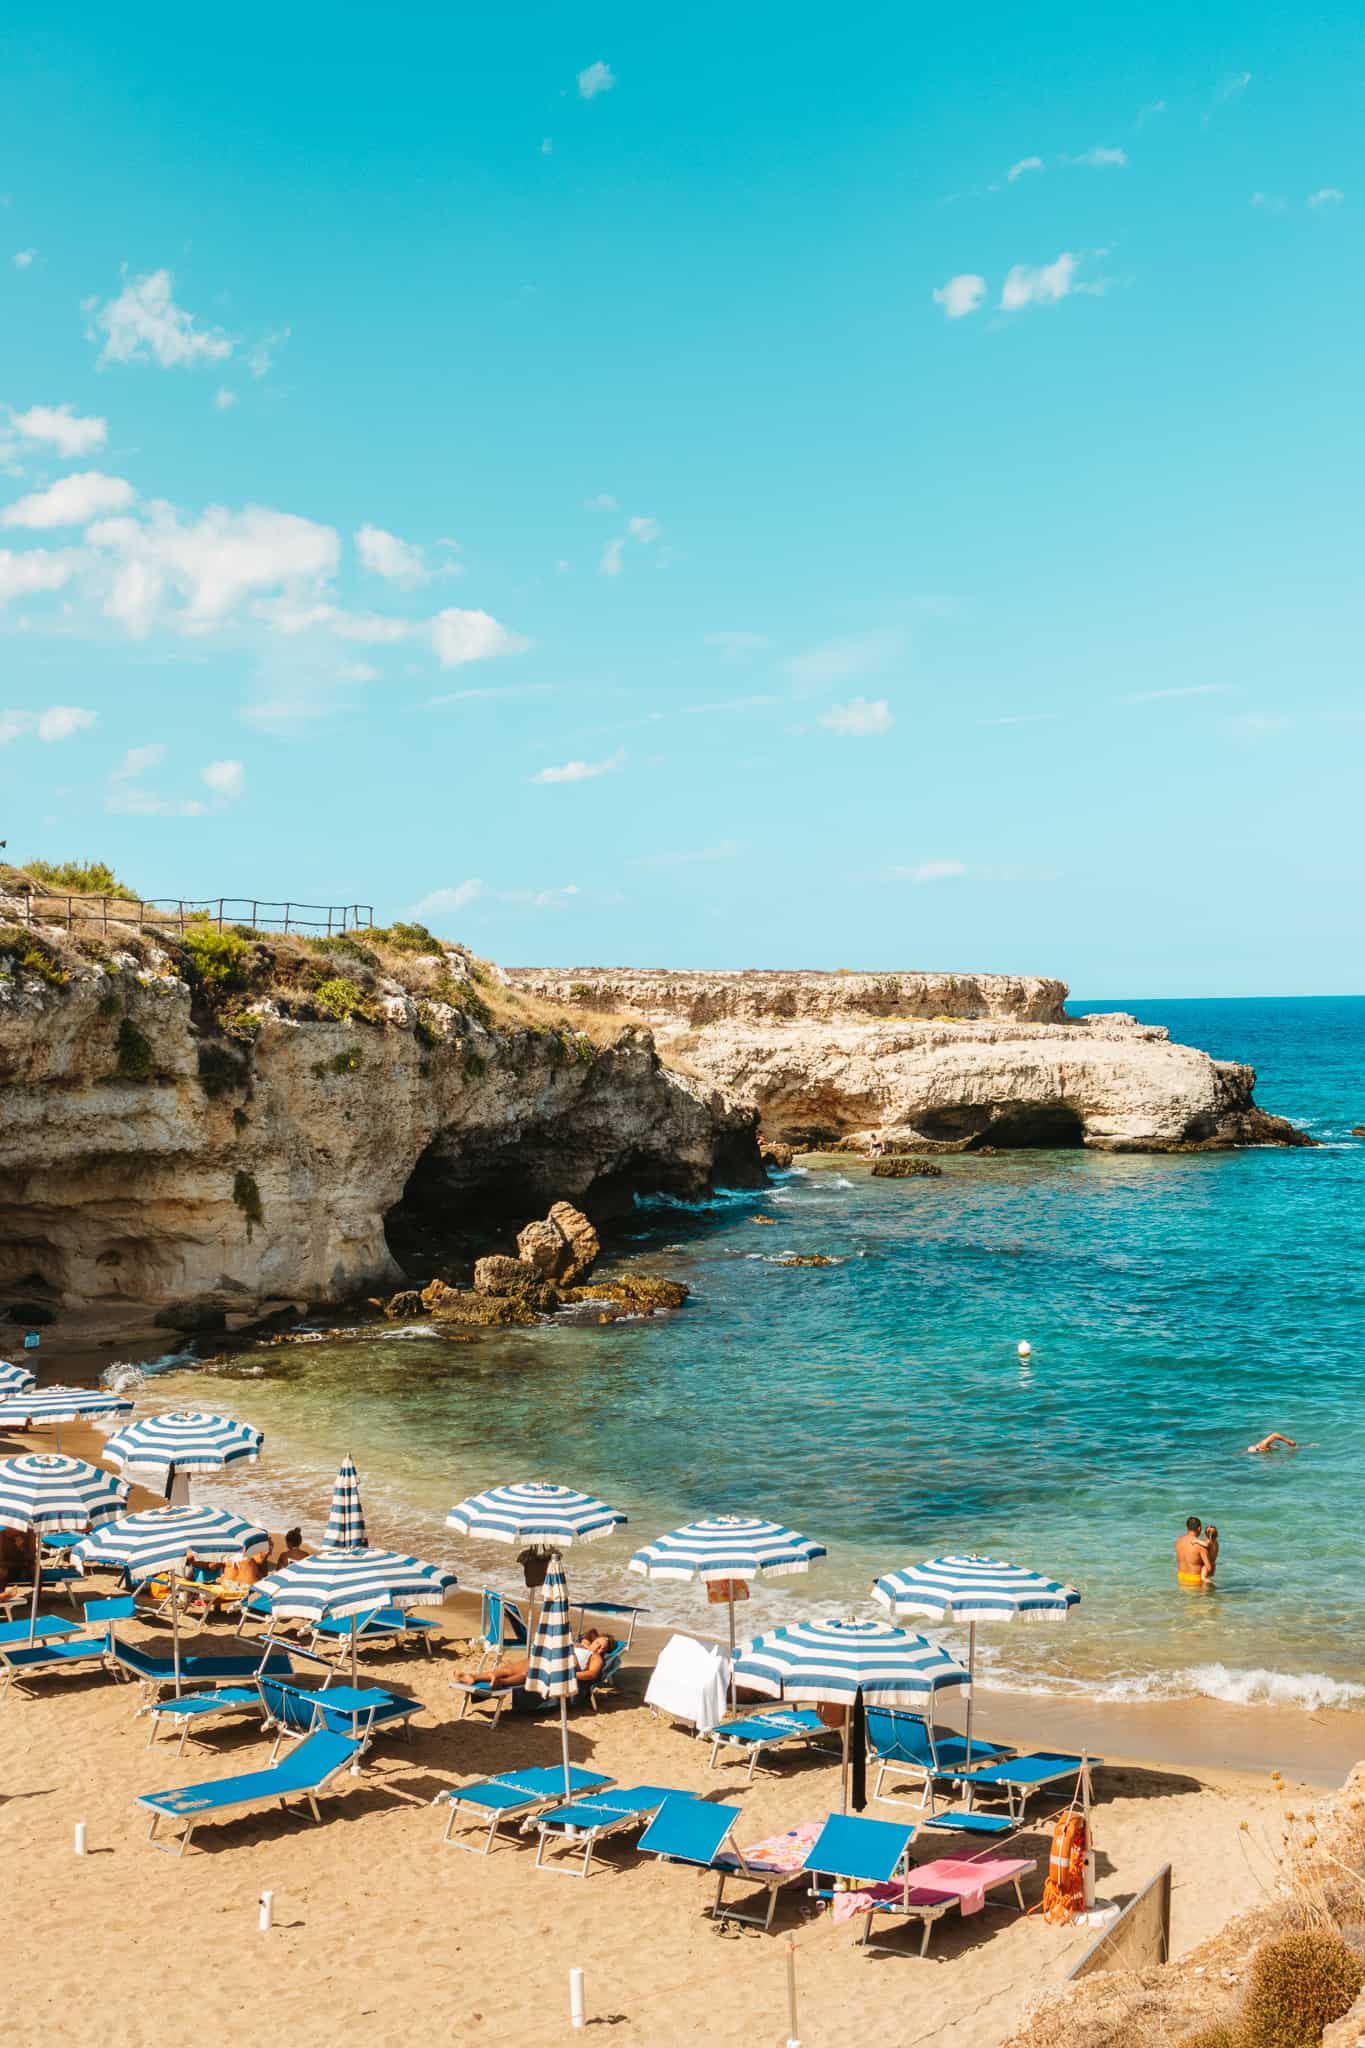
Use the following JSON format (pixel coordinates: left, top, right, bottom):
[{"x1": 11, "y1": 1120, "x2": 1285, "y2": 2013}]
[{"x1": 141, "y1": 996, "x2": 1365, "y2": 1711}]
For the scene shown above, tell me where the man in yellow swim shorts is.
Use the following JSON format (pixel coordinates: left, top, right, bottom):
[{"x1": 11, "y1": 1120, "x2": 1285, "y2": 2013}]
[{"x1": 1175, "y1": 1515, "x2": 1212, "y2": 1588}]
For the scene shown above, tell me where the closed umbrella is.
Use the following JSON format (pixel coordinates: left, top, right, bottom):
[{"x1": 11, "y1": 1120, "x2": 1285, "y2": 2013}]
[
  {"x1": 102, "y1": 1410, "x2": 263, "y2": 1503},
  {"x1": 0, "y1": 1452, "x2": 129, "y2": 1641},
  {"x1": 524, "y1": 1555, "x2": 580, "y2": 1799},
  {"x1": 628, "y1": 1514, "x2": 826, "y2": 1710},
  {"x1": 733, "y1": 1616, "x2": 970, "y2": 1813},
  {"x1": 0, "y1": 1387, "x2": 132, "y2": 1450},
  {"x1": 324, "y1": 1454, "x2": 367, "y2": 1549},
  {"x1": 872, "y1": 1553, "x2": 1079, "y2": 1762},
  {"x1": 72, "y1": 1503, "x2": 271, "y2": 1695}
]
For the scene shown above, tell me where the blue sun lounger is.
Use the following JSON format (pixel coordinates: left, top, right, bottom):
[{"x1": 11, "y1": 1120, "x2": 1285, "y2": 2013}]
[
  {"x1": 637, "y1": 1795, "x2": 809, "y2": 1930},
  {"x1": 258, "y1": 1674, "x2": 423, "y2": 1755},
  {"x1": 109, "y1": 1637, "x2": 295, "y2": 1701},
  {"x1": 533, "y1": 1784, "x2": 697, "y2": 1879},
  {"x1": 952, "y1": 1751, "x2": 1094, "y2": 1822},
  {"x1": 808, "y1": 1814, "x2": 1034, "y2": 1956},
  {"x1": 434, "y1": 1764, "x2": 616, "y2": 1854},
  {"x1": 139, "y1": 1684, "x2": 267, "y2": 1754},
  {"x1": 0, "y1": 1598, "x2": 136, "y2": 1699},
  {"x1": 865, "y1": 1708, "x2": 1015, "y2": 1810},
  {"x1": 305, "y1": 1607, "x2": 442, "y2": 1659},
  {"x1": 707, "y1": 1708, "x2": 834, "y2": 1781},
  {"x1": 139, "y1": 1727, "x2": 363, "y2": 1855}
]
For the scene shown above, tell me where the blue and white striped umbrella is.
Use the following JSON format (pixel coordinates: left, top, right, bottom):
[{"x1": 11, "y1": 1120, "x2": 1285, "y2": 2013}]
[
  {"x1": 324, "y1": 1454, "x2": 367, "y2": 1550},
  {"x1": 445, "y1": 1480, "x2": 626, "y2": 1549},
  {"x1": 71, "y1": 1503, "x2": 271, "y2": 1580},
  {"x1": 525, "y1": 1553, "x2": 579, "y2": 1797},
  {"x1": 733, "y1": 1616, "x2": 970, "y2": 1710},
  {"x1": 872, "y1": 1554, "x2": 1080, "y2": 1626},
  {"x1": 0, "y1": 1361, "x2": 38, "y2": 1397},
  {"x1": 102, "y1": 1410, "x2": 263, "y2": 1481},
  {"x1": 255, "y1": 1545, "x2": 456, "y2": 1682},
  {"x1": 0, "y1": 1387, "x2": 134, "y2": 1440},
  {"x1": 0, "y1": 1453, "x2": 130, "y2": 1641},
  {"x1": 630, "y1": 1515, "x2": 826, "y2": 1584}
]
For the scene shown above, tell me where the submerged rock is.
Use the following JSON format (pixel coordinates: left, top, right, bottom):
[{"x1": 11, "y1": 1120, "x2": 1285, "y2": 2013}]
[
  {"x1": 565, "y1": 1274, "x2": 689, "y2": 1312},
  {"x1": 516, "y1": 1201, "x2": 600, "y2": 1284},
  {"x1": 419, "y1": 1277, "x2": 536, "y2": 1327},
  {"x1": 772, "y1": 1254, "x2": 839, "y2": 1267},
  {"x1": 383, "y1": 1289, "x2": 425, "y2": 1319},
  {"x1": 872, "y1": 1157, "x2": 944, "y2": 1179}
]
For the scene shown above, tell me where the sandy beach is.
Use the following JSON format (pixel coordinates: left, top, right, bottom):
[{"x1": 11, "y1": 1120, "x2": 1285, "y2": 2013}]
[{"x1": 0, "y1": 1416, "x2": 1338, "y2": 2048}]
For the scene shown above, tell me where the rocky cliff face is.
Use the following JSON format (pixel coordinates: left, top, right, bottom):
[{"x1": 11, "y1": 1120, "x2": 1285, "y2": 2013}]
[
  {"x1": 506, "y1": 969, "x2": 1309, "y2": 1153},
  {"x1": 0, "y1": 919, "x2": 759, "y2": 1329}
]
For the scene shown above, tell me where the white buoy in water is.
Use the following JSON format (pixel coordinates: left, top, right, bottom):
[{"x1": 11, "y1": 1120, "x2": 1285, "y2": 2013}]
[{"x1": 1017, "y1": 1340, "x2": 1032, "y2": 1359}]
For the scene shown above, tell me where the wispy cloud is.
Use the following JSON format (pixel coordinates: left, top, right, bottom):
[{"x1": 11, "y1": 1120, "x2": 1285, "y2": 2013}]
[
  {"x1": 704, "y1": 630, "x2": 772, "y2": 660},
  {"x1": 429, "y1": 683, "x2": 556, "y2": 706},
  {"x1": 0, "y1": 704, "x2": 97, "y2": 746},
  {"x1": 1307, "y1": 187, "x2": 1345, "y2": 208},
  {"x1": 1225, "y1": 711, "x2": 1291, "y2": 737},
  {"x1": 583, "y1": 493, "x2": 617, "y2": 511},
  {"x1": 1205, "y1": 71, "x2": 1251, "y2": 124},
  {"x1": 1119, "y1": 684, "x2": 1233, "y2": 704},
  {"x1": 430, "y1": 607, "x2": 529, "y2": 668},
  {"x1": 1007, "y1": 156, "x2": 1044, "y2": 183},
  {"x1": 3, "y1": 471, "x2": 135, "y2": 529},
  {"x1": 932, "y1": 273, "x2": 987, "y2": 319},
  {"x1": 999, "y1": 251, "x2": 1108, "y2": 312},
  {"x1": 213, "y1": 387, "x2": 238, "y2": 411},
  {"x1": 13, "y1": 249, "x2": 36, "y2": 270},
  {"x1": 684, "y1": 693, "x2": 780, "y2": 716},
  {"x1": 530, "y1": 746, "x2": 625, "y2": 785},
  {"x1": 201, "y1": 757, "x2": 244, "y2": 801},
  {"x1": 1066, "y1": 146, "x2": 1128, "y2": 169},
  {"x1": 414, "y1": 879, "x2": 582, "y2": 917},
  {"x1": 888, "y1": 858, "x2": 967, "y2": 883},
  {"x1": 1251, "y1": 192, "x2": 1288, "y2": 214},
  {"x1": 577, "y1": 60, "x2": 615, "y2": 100},
  {"x1": 356, "y1": 523, "x2": 433, "y2": 586},
  {"x1": 87, "y1": 268, "x2": 233, "y2": 369},
  {"x1": 106, "y1": 741, "x2": 209, "y2": 817},
  {"x1": 633, "y1": 841, "x2": 742, "y2": 868},
  {"x1": 600, "y1": 513, "x2": 661, "y2": 576},
  {"x1": 0, "y1": 548, "x2": 82, "y2": 604},
  {"x1": 819, "y1": 696, "x2": 892, "y2": 737},
  {"x1": 1136, "y1": 100, "x2": 1166, "y2": 126},
  {"x1": 7, "y1": 404, "x2": 107, "y2": 458},
  {"x1": 785, "y1": 630, "x2": 902, "y2": 689}
]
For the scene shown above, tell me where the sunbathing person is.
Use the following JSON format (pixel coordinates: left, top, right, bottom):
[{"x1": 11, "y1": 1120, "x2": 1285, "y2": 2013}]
[
  {"x1": 455, "y1": 1629, "x2": 613, "y2": 1688},
  {"x1": 276, "y1": 1526, "x2": 310, "y2": 1565}
]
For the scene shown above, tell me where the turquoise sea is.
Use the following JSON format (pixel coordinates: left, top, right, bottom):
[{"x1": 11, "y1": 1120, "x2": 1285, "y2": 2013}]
[{"x1": 135, "y1": 996, "x2": 1365, "y2": 1711}]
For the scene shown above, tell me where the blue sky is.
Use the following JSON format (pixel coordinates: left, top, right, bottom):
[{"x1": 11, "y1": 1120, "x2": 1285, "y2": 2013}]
[{"x1": 1, "y1": 3, "x2": 1361, "y2": 994}]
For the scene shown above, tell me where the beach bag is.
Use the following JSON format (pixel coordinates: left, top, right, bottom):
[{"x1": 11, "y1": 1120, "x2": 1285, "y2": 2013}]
[{"x1": 1041, "y1": 1807, "x2": 1088, "y2": 1924}]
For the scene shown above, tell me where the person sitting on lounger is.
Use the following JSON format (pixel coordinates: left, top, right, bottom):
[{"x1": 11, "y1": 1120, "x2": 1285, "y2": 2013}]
[
  {"x1": 455, "y1": 1629, "x2": 613, "y2": 1688},
  {"x1": 277, "y1": 1527, "x2": 310, "y2": 1565}
]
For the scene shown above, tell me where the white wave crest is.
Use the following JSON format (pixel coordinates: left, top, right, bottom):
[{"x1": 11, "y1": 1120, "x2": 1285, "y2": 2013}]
[{"x1": 987, "y1": 1661, "x2": 1365, "y2": 1711}]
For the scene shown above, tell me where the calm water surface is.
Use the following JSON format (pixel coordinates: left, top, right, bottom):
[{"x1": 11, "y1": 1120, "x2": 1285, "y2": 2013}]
[{"x1": 138, "y1": 996, "x2": 1365, "y2": 1710}]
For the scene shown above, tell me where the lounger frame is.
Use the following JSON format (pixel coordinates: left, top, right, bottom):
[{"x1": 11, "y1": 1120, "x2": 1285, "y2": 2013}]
[{"x1": 141, "y1": 1736, "x2": 361, "y2": 1856}]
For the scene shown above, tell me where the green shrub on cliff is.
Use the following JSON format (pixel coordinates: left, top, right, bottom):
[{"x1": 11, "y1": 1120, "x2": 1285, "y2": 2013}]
[
  {"x1": 0, "y1": 930, "x2": 70, "y2": 987},
  {"x1": 182, "y1": 925, "x2": 250, "y2": 989},
  {"x1": 1239, "y1": 1930, "x2": 1365, "y2": 2048},
  {"x1": 232, "y1": 1170, "x2": 264, "y2": 1240},
  {"x1": 363, "y1": 921, "x2": 440, "y2": 954},
  {"x1": 314, "y1": 977, "x2": 373, "y2": 1022},
  {"x1": 23, "y1": 858, "x2": 138, "y2": 899}
]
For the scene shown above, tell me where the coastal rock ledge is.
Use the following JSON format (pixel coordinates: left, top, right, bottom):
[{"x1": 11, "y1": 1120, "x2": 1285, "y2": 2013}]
[{"x1": 504, "y1": 969, "x2": 1311, "y2": 1155}]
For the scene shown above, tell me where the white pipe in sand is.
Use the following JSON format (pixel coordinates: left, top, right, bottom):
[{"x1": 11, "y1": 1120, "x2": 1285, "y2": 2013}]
[{"x1": 569, "y1": 1967, "x2": 585, "y2": 2029}]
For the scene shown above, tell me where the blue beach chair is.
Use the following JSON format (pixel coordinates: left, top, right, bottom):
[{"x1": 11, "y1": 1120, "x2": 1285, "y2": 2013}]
[
  {"x1": 306, "y1": 1607, "x2": 441, "y2": 1660},
  {"x1": 637, "y1": 1795, "x2": 809, "y2": 1929},
  {"x1": 433, "y1": 1764, "x2": 615, "y2": 1854},
  {"x1": 139, "y1": 1727, "x2": 363, "y2": 1855},
  {"x1": 953, "y1": 1751, "x2": 1095, "y2": 1822},
  {"x1": 257, "y1": 1674, "x2": 423, "y2": 1754},
  {"x1": 109, "y1": 1636, "x2": 295, "y2": 1701},
  {"x1": 809, "y1": 1813, "x2": 1032, "y2": 1956},
  {"x1": 708, "y1": 1707, "x2": 834, "y2": 1781},
  {"x1": 0, "y1": 1597, "x2": 136, "y2": 1699},
  {"x1": 0, "y1": 1614, "x2": 82, "y2": 1647},
  {"x1": 533, "y1": 1784, "x2": 697, "y2": 1879},
  {"x1": 139, "y1": 1684, "x2": 267, "y2": 1754},
  {"x1": 865, "y1": 1708, "x2": 1015, "y2": 1810}
]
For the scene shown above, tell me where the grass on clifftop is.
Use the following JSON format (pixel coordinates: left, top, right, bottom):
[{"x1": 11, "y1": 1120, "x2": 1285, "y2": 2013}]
[{"x1": 19, "y1": 858, "x2": 139, "y2": 899}]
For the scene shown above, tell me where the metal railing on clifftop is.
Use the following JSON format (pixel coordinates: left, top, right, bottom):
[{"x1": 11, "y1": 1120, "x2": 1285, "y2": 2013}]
[{"x1": 5, "y1": 892, "x2": 375, "y2": 938}]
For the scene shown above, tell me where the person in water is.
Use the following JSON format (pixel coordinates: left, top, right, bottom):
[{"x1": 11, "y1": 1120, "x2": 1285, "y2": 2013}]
[
  {"x1": 1201, "y1": 1524, "x2": 1219, "y2": 1582},
  {"x1": 1175, "y1": 1515, "x2": 1212, "y2": 1587},
  {"x1": 1248, "y1": 1432, "x2": 1297, "y2": 1454}
]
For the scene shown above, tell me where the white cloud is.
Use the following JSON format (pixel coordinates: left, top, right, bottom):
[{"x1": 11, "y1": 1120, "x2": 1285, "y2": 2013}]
[
  {"x1": 412, "y1": 878, "x2": 581, "y2": 916},
  {"x1": 1215, "y1": 71, "x2": 1252, "y2": 106},
  {"x1": 113, "y1": 743, "x2": 165, "y2": 781},
  {"x1": 0, "y1": 547, "x2": 81, "y2": 604},
  {"x1": 601, "y1": 514, "x2": 661, "y2": 576},
  {"x1": 260, "y1": 599, "x2": 410, "y2": 643},
  {"x1": 627, "y1": 514, "x2": 659, "y2": 542},
  {"x1": 356, "y1": 523, "x2": 429, "y2": 585},
  {"x1": 819, "y1": 696, "x2": 893, "y2": 737},
  {"x1": 8, "y1": 404, "x2": 107, "y2": 458},
  {"x1": 895, "y1": 858, "x2": 967, "y2": 883},
  {"x1": 1307, "y1": 187, "x2": 1344, "y2": 208},
  {"x1": 684, "y1": 693, "x2": 780, "y2": 715},
  {"x1": 600, "y1": 535, "x2": 626, "y2": 577},
  {"x1": 1251, "y1": 192, "x2": 1288, "y2": 214},
  {"x1": 1119, "y1": 684, "x2": 1233, "y2": 703},
  {"x1": 201, "y1": 758, "x2": 244, "y2": 800},
  {"x1": 705, "y1": 630, "x2": 772, "y2": 660},
  {"x1": 0, "y1": 704, "x2": 97, "y2": 745},
  {"x1": 244, "y1": 329, "x2": 289, "y2": 378},
  {"x1": 338, "y1": 661, "x2": 381, "y2": 683},
  {"x1": 531, "y1": 747, "x2": 625, "y2": 784},
  {"x1": 1007, "y1": 157, "x2": 1043, "y2": 182},
  {"x1": 785, "y1": 630, "x2": 902, "y2": 689},
  {"x1": 430, "y1": 607, "x2": 529, "y2": 668},
  {"x1": 106, "y1": 741, "x2": 206, "y2": 816},
  {"x1": 214, "y1": 387, "x2": 238, "y2": 411},
  {"x1": 932, "y1": 273, "x2": 987, "y2": 319},
  {"x1": 583, "y1": 493, "x2": 617, "y2": 510},
  {"x1": 577, "y1": 60, "x2": 615, "y2": 99},
  {"x1": 14, "y1": 249, "x2": 36, "y2": 269},
  {"x1": 88, "y1": 268, "x2": 233, "y2": 369},
  {"x1": 87, "y1": 503, "x2": 339, "y2": 634},
  {"x1": 1068, "y1": 146, "x2": 1127, "y2": 168},
  {"x1": 1136, "y1": 100, "x2": 1167, "y2": 125},
  {"x1": 3, "y1": 471, "x2": 136, "y2": 529},
  {"x1": 1000, "y1": 251, "x2": 1083, "y2": 311},
  {"x1": 414, "y1": 880, "x2": 485, "y2": 914}
]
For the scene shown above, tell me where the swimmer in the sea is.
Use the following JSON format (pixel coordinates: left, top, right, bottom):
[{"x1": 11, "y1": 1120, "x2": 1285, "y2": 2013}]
[
  {"x1": 1201, "y1": 1524, "x2": 1219, "y2": 1582},
  {"x1": 1175, "y1": 1515, "x2": 1211, "y2": 1589},
  {"x1": 1247, "y1": 1432, "x2": 1297, "y2": 1455}
]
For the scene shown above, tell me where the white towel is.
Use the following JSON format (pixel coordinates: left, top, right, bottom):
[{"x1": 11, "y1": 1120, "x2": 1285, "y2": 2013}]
[{"x1": 644, "y1": 1633, "x2": 731, "y2": 1733}]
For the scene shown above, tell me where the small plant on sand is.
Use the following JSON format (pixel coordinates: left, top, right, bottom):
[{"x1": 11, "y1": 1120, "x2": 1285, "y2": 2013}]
[
  {"x1": 23, "y1": 858, "x2": 137, "y2": 898},
  {"x1": 182, "y1": 925, "x2": 250, "y2": 990},
  {"x1": 1239, "y1": 1928, "x2": 1365, "y2": 2048},
  {"x1": 313, "y1": 977, "x2": 373, "y2": 1023},
  {"x1": 114, "y1": 1018, "x2": 154, "y2": 1081},
  {"x1": 232, "y1": 1170, "x2": 264, "y2": 1240}
]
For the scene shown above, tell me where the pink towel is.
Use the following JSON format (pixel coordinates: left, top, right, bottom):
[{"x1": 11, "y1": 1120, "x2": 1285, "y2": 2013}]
[
  {"x1": 831, "y1": 1857, "x2": 1032, "y2": 1923},
  {"x1": 716, "y1": 1821, "x2": 822, "y2": 1877}
]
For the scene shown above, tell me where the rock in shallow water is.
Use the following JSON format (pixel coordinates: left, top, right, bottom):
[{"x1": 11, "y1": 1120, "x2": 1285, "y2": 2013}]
[
  {"x1": 515, "y1": 1200, "x2": 600, "y2": 1283},
  {"x1": 419, "y1": 1277, "x2": 536, "y2": 1327},
  {"x1": 872, "y1": 1157, "x2": 944, "y2": 1178},
  {"x1": 565, "y1": 1274, "x2": 689, "y2": 1311}
]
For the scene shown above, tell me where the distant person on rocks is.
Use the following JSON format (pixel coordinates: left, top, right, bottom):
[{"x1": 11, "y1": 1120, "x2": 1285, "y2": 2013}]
[
  {"x1": 867, "y1": 1131, "x2": 885, "y2": 1158},
  {"x1": 1175, "y1": 1515, "x2": 1211, "y2": 1588},
  {"x1": 1247, "y1": 1432, "x2": 1297, "y2": 1454}
]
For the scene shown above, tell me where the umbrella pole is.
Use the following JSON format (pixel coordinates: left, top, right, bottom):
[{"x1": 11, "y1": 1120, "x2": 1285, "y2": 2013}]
[
  {"x1": 27, "y1": 1539, "x2": 41, "y2": 1646},
  {"x1": 172, "y1": 1575, "x2": 183, "y2": 1697},
  {"x1": 559, "y1": 1696, "x2": 572, "y2": 1802},
  {"x1": 840, "y1": 1709, "x2": 851, "y2": 1816},
  {"x1": 964, "y1": 1620, "x2": 976, "y2": 1765},
  {"x1": 351, "y1": 1613, "x2": 358, "y2": 1688},
  {"x1": 727, "y1": 1586, "x2": 737, "y2": 1714}
]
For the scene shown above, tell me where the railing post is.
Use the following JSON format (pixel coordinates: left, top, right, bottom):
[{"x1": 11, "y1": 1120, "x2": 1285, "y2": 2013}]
[
  {"x1": 218, "y1": 898, "x2": 224, "y2": 932},
  {"x1": 283, "y1": 904, "x2": 290, "y2": 935}
]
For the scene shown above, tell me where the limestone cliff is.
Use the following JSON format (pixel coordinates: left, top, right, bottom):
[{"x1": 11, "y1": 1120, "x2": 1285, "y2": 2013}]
[
  {"x1": 505, "y1": 969, "x2": 1309, "y2": 1153},
  {"x1": 0, "y1": 913, "x2": 758, "y2": 1329}
]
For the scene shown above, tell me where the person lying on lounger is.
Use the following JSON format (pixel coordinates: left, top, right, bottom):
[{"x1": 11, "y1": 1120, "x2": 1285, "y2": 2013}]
[{"x1": 454, "y1": 1629, "x2": 613, "y2": 1688}]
